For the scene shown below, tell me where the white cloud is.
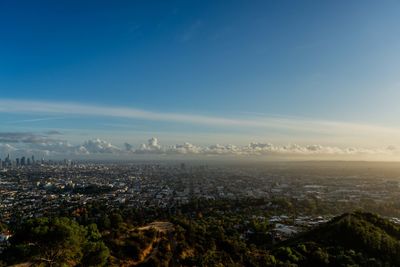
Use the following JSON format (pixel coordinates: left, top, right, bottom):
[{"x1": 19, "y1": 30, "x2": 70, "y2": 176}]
[
  {"x1": 135, "y1": 137, "x2": 163, "y2": 154},
  {"x1": 166, "y1": 142, "x2": 203, "y2": 154},
  {"x1": 1, "y1": 135, "x2": 399, "y2": 160},
  {"x1": 1, "y1": 99, "x2": 400, "y2": 144},
  {"x1": 81, "y1": 139, "x2": 121, "y2": 154},
  {"x1": 1, "y1": 93, "x2": 400, "y2": 161},
  {"x1": 123, "y1": 138, "x2": 399, "y2": 159},
  {"x1": 0, "y1": 135, "x2": 399, "y2": 160}
]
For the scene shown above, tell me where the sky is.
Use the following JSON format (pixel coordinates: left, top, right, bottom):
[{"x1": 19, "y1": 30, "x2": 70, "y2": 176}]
[{"x1": 1, "y1": 0, "x2": 400, "y2": 160}]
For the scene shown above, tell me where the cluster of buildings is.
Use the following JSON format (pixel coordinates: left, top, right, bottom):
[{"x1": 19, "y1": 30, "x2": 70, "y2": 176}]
[
  {"x1": 1, "y1": 160, "x2": 400, "y2": 241},
  {"x1": 0, "y1": 154, "x2": 42, "y2": 169}
]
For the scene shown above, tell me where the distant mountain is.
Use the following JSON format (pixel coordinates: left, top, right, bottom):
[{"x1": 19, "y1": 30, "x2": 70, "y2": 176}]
[{"x1": 272, "y1": 212, "x2": 400, "y2": 266}]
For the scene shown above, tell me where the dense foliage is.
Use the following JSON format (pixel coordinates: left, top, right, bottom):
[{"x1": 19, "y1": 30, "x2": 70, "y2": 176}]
[
  {"x1": 2, "y1": 199, "x2": 400, "y2": 266},
  {"x1": 273, "y1": 212, "x2": 400, "y2": 266},
  {"x1": 1, "y1": 217, "x2": 109, "y2": 266}
]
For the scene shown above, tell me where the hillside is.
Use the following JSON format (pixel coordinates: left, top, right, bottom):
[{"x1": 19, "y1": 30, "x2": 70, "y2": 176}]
[
  {"x1": 2, "y1": 211, "x2": 400, "y2": 266},
  {"x1": 272, "y1": 212, "x2": 400, "y2": 266}
]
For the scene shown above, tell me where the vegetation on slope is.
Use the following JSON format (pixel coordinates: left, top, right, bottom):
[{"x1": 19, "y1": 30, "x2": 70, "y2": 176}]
[{"x1": 2, "y1": 201, "x2": 400, "y2": 266}]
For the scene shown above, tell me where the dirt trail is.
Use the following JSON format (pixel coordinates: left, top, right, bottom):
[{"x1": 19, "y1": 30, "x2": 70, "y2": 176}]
[
  {"x1": 137, "y1": 221, "x2": 174, "y2": 233},
  {"x1": 130, "y1": 221, "x2": 174, "y2": 266}
]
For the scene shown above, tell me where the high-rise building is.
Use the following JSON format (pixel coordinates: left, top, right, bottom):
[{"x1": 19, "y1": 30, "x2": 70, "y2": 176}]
[
  {"x1": 20, "y1": 156, "x2": 26, "y2": 166},
  {"x1": 5, "y1": 154, "x2": 10, "y2": 166}
]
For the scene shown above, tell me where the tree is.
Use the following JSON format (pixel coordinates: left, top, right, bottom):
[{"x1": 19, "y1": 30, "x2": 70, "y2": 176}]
[
  {"x1": 81, "y1": 241, "x2": 110, "y2": 267},
  {"x1": 110, "y1": 212, "x2": 123, "y2": 229},
  {"x1": 6, "y1": 217, "x2": 86, "y2": 266},
  {"x1": 82, "y1": 223, "x2": 110, "y2": 266}
]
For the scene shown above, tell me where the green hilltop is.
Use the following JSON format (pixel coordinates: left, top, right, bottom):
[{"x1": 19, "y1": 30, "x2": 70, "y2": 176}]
[
  {"x1": 272, "y1": 212, "x2": 400, "y2": 266},
  {"x1": 2, "y1": 211, "x2": 400, "y2": 266}
]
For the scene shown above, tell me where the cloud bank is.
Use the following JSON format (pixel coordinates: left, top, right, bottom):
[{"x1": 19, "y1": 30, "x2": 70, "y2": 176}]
[
  {"x1": 2, "y1": 99, "x2": 400, "y2": 160},
  {"x1": 0, "y1": 134, "x2": 398, "y2": 160}
]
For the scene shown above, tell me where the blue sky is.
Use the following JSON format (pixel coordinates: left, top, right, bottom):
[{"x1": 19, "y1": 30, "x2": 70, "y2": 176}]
[{"x1": 1, "y1": 1, "x2": 400, "y2": 159}]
